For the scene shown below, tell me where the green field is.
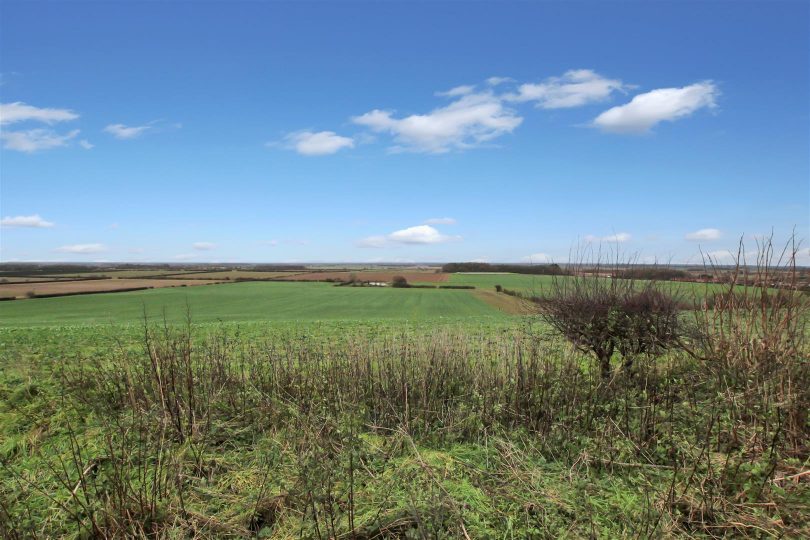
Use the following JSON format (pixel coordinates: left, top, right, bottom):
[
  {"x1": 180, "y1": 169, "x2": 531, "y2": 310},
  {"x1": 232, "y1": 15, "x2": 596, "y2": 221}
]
[
  {"x1": 447, "y1": 272, "x2": 724, "y2": 298},
  {"x1": 446, "y1": 272, "x2": 555, "y2": 293},
  {"x1": 0, "y1": 281, "x2": 503, "y2": 327}
]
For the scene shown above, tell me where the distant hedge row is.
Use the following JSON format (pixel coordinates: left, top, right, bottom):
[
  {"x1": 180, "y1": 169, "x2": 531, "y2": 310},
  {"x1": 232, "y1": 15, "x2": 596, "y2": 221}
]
[{"x1": 442, "y1": 262, "x2": 567, "y2": 275}]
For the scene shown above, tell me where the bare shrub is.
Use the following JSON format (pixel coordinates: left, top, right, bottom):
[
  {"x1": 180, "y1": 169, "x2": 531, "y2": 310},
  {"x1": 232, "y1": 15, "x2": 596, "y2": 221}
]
[{"x1": 540, "y1": 257, "x2": 685, "y2": 378}]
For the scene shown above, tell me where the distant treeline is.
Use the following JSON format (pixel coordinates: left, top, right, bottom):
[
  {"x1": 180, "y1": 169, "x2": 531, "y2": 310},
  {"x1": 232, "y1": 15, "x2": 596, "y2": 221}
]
[
  {"x1": 441, "y1": 262, "x2": 568, "y2": 275},
  {"x1": 613, "y1": 267, "x2": 691, "y2": 280}
]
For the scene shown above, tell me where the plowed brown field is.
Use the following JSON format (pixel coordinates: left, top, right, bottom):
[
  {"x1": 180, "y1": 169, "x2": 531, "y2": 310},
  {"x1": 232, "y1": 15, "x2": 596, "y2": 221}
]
[{"x1": 0, "y1": 279, "x2": 224, "y2": 299}]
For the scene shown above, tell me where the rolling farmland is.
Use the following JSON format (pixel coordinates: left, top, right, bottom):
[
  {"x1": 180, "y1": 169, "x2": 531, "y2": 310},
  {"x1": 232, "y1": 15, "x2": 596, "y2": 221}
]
[{"x1": 0, "y1": 280, "x2": 502, "y2": 327}]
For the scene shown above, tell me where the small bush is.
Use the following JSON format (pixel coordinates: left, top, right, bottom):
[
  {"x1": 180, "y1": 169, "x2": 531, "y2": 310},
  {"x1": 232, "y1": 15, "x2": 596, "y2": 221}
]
[
  {"x1": 391, "y1": 275, "x2": 409, "y2": 288},
  {"x1": 494, "y1": 284, "x2": 503, "y2": 292}
]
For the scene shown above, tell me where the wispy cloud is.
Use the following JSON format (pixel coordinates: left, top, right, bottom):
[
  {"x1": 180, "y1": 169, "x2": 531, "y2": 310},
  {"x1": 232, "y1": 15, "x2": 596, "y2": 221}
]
[
  {"x1": 436, "y1": 84, "x2": 475, "y2": 97},
  {"x1": 0, "y1": 102, "x2": 78, "y2": 125},
  {"x1": 585, "y1": 232, "x2": 632, "y2": 243},
  {"x1": 686, "y1": 228, "x2": 722, "y2": 241},
  {"x1": 1, "y1": 214, "x2": 55, "y2": 228},
  {"x1": 486, "y1": 76, "x2": 512, "y2": 86},
  {"x1": 79, "y1": 139, "x2": 94, "y2": 149},
  {"x1": 522, "y1": 252, "x2": 551, "y2": 263},
  {"x1": 1, "y1": 128, "x2": 80, "y2": 152},
  {"x1": 0, "y1": 102, "x2": 83, "y2": 152},
  {"x1": 593, "y1": 81, "x2": 718, "y2": 134},
  {"x1": 355, "y1": 235, "x2": 389, "y2": 248},
  {"x1": 357, "y1": 224, "x2": 461, "y2": 248},
  {"x1": 282, "y1": 130, "x2": 355, "y2": 155},
  {"x1": 192, "y1": 242, "x2": 216, "y2": 250},
  {"x1": 705, "y1": 249, "x2": 735, "y2": 263},
  {"x1": 424, "y1": 217, "x2": 457, "y2": 225},
  {"x1": 55, "y1": 243, "x2": 105, "y2": 254},
  {"x1": 504, "y1": 69, "x2": 628, "y2": 109},
  {"x1": 353, "y1": 91, "x2": 522, "y2": 153},
  {"x1": 104, "y1": 123, "x2": 151, "y2": 139}
]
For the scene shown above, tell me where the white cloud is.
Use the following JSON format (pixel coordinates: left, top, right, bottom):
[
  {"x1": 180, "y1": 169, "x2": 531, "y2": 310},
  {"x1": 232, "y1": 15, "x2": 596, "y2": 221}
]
[
  {"x1": 504, "y1": 69, "x2": 627, "y2": 109},
  {"x1": 104, "y1": 123, "x2": 150, "y2": 139},
  {"x1": 356, "y1": 225, "x2": 461, "y2": 248},
  {"x1": 390, "y1": 225, "x2": 459, "y2": 244},
  {"x1": 1, "y1": 214, "x2": 55, "y2": 228},
  {"x1": 174, "y1": 253, "x2": 197, "y2": 260},
  {"x1": 436, "y1": 85, "x2": 475, "y2": 97},
  {"x1": 0, "y1": 102, "x2": 78, "y2": 125},
  {"x1": 424, "y1": 217, "x2": 456, "y2": 225},
  {"x1": 593, "y1": 81, "x2": 718, "y2": 134},
  {"x1": 1, "y1": 128, "x2": 80, "y2": 152},
  {"x1": 260, "y1": 240, "x2": 279, "y2": 247},
  {"x1": 55, "y1": 243, "x2": 105, "y2": 254},
  {"x1": 283, "y1": 130, "x2": 355, "y2": 155},
  {"x1": 585, "y1": 232, "x2": 631, "y2": 243},
  {"x1": 192, "y1": 242, "x2": 216, "y2": 250},
  {"x1": 686, "y1": 228, "x2": 722, "y2": 241},
  {"x1": 353, "y1": 91, "x2": 522, "y2": 153},
  {"x1": 79, "y1": 139, "x2": 94, "y2": 149},
  {"x1": 523, "y1": 252, "x2": 551, "y2": 263}
]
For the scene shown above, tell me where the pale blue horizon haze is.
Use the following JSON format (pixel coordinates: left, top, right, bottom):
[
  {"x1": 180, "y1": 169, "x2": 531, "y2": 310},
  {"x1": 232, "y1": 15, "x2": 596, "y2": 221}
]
[{"x1": 1, "y1": 1, "x2": 808, "y2": 265}]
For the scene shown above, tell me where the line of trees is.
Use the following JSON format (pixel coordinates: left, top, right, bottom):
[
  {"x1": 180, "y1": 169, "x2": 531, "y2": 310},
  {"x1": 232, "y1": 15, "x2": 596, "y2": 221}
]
[{"x1": 441, "y1": 262, "x2": 567, "y2": 275}]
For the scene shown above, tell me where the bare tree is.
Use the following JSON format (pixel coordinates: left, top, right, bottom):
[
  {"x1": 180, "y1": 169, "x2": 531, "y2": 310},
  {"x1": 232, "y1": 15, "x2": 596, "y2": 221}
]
[{"x1": 540, "y1": 253, "x2": 684, "y2": 378}]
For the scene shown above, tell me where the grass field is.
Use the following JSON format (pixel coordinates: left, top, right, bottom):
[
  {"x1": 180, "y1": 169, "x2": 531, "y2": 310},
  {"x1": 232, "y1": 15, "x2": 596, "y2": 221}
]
[
  {"x1": 0, "y1": 281, "x2": 503, "y2": 326},
  {"x1": 281, "y1": 270, "x2": 449, "y2": 282},
  {"x1": 446, "y1": 272, "x2": 555, "y2": 292},
  {"x1": 447, "y1": 272, "x2": 727, "y2": 299}
]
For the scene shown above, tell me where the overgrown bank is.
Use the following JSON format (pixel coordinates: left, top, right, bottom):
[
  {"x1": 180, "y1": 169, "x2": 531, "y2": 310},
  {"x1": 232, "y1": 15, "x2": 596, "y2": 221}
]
[{"x1": 1, "y1": 313, "x2": 807, "y2": 538}]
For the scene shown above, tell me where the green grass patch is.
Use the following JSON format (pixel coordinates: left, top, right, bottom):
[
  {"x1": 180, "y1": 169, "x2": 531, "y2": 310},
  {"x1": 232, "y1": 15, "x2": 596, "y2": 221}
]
[{"x1": 0, "y1": 281, "x2": 505, "y2": 327}]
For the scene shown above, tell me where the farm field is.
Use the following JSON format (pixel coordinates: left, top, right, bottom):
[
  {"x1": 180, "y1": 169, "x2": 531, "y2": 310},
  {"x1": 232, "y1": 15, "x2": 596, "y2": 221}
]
[
  {"x1": 0, "y1": 276, "x2": 83, "y2": 283},
  {"x1": 279, "y1": 270, "x2": 449, "y2": 282},
  {"x1": 166, "y1": 270, "x2": 305, "y2": 280},
  {"x1": 12, "y1": 269, "x2": 201, "y2": 279},
  {"x1": 447, "y1": 271, "x2": 727, "y2": 299},
  {"x1": 447, "y1": 271, "x2": 555, "y2": 293},
  {"x1": 0, "y1": 278, "x2": 225, "y2": 300},
  {"x1": 0, "y1": 281, "x2": 503, "y2": 326}
]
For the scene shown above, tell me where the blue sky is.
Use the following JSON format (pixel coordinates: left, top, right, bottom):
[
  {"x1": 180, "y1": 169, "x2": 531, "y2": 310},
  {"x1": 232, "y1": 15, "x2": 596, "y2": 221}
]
[{"x1": 1, "y1": 1, "x2": 808, "y2": 264}]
